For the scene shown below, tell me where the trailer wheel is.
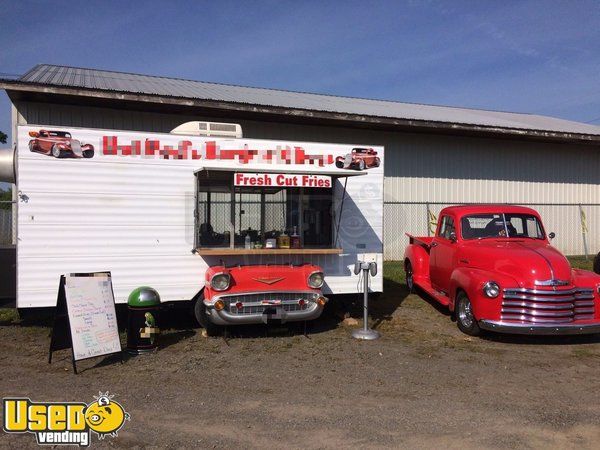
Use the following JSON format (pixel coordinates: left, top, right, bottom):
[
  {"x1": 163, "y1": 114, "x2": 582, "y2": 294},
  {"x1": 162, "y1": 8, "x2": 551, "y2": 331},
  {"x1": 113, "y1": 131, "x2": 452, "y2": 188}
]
[
  {"x1": 593, "y1": 252, "x2": 600, "y2": 275},
  {"x1": 193, "y1": 293, "x2": 223, "y2": 336},
  {"x1": 456, "y1": 291, "x2": 481, "y2": 336},
  {"x1": 51, "y1": 145, "x2": 65, "y2": 158},
  {"x1": 405, "y1": 261, "x2": 414, "y2": 293}
]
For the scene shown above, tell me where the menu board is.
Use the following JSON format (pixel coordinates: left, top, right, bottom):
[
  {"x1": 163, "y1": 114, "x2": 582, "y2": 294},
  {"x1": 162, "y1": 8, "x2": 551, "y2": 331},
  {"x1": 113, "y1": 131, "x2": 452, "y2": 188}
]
[{"x1": 64, "y1": 273, "x2": 121, "y2": 361}]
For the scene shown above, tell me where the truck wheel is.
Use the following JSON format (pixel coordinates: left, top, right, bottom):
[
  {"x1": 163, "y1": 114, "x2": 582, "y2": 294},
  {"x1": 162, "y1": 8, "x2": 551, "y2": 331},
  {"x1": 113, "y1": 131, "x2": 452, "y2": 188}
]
[
  {"x1": 456, "y1": 291, "x2": 481, "y2": 336},
  {"x1": 82, "y1": 149, "x2": 94, "y2": 158},
  {"x1": 373, "y1": 157, "x2": 380, "y2": 167},
  {"x1": 193, "y1": 293, "x2": 223, "y2": 336},
  {"x1": 51, "y1": 145, "x2": 65, "y2": 158},
  {"x1": 405, "y1": 261, "x2": 414, "y2": 293},
  {"x1": 594, "y1": 252, "x2": 600, "y2": 275},
  {"x1": 358, "y1": 160, "x2": 366, "y2": 170},
  {"x1": 335, "y1": 160, "x2": 344, "y2": 169}
]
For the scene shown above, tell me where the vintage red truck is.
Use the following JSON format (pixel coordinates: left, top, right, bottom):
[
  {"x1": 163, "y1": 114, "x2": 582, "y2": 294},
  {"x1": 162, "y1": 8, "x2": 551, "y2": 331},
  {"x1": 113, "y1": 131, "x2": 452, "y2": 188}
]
[
  {"x1": 29, "y1": 129, "x2": 95, "y2": 158},
  {"x1": 195, "y1": 264, "x2": 328, "y2": 335},
  {"x1": 404, "y1": 205, "x2": 600, "y2": 336}
]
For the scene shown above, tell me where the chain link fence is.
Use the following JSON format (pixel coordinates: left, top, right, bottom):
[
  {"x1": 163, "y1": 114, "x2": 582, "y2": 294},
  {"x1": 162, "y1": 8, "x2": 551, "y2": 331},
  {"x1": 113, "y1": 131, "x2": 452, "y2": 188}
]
[
  {"x1": 0, "y1": 201, "x2": 14, "y2": 246},
  {"x1": 384, "y1": 202, "x2": 600, "y2": 260}
]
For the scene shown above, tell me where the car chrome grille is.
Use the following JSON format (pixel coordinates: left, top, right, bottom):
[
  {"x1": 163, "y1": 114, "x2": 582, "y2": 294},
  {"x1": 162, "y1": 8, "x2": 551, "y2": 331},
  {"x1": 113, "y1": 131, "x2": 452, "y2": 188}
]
[
  {"x1": 71, "y1": 140, "x2": 81, "y2": 153},
  {"x1": 220, "y1": 292, "x2": 318, "y2": 315},
  {"x1": 502, "y1": 288, "x2": 595, "y2": 324}
]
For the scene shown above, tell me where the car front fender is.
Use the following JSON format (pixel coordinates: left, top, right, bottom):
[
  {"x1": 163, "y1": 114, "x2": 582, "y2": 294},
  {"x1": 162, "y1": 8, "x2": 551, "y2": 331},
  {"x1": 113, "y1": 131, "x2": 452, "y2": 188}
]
[{"x1": 450, "y1": 267, "x2": 516, "y2": 319}]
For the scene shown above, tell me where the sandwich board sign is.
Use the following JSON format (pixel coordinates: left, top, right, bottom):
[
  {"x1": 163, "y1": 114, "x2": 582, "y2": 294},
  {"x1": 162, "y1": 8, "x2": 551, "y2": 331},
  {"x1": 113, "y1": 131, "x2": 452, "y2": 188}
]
[{"x1": 49, "y1": 272, "x2": 122, "y2": 373}]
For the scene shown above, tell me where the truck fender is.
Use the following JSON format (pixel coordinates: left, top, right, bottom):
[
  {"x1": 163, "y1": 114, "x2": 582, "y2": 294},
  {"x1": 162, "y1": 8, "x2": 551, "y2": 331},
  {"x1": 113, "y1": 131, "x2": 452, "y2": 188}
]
[
  {"x1": 449, "y1": 268, "x2": 513, "y2": 320},
  {"x1": 404, "y1": 244, "x2": 429, "y2": 282}
]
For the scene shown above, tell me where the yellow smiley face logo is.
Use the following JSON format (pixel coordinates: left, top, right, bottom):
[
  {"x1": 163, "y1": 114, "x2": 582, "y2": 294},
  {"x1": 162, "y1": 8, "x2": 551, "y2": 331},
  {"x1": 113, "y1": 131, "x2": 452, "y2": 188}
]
[{"x1": 84, "y1": 394, "x2": 129, "y2": 438}]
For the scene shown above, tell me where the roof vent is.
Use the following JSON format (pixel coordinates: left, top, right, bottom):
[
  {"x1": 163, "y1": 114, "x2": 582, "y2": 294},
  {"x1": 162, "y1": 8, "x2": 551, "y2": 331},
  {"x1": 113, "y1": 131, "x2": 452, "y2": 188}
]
[{"x1": 170, "y1": 121, "x2": 243, "y2": 138}]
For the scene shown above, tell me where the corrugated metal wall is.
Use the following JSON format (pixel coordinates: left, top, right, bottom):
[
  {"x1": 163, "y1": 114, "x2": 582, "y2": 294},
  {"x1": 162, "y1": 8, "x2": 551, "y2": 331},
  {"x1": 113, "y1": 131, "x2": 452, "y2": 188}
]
[{"x1": 15, "y1": 101, "x2": 600, "y2": 258}]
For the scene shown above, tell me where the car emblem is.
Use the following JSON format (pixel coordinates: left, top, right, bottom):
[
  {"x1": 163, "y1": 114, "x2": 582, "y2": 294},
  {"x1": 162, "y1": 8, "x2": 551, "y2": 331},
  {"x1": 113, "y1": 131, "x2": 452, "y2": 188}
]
[
  {"x1": 253, "y1": 277, "x2": 285, "y2": 285},
  {"x1": 534, "y1": 279, "x2": 569, "y2": 286}
]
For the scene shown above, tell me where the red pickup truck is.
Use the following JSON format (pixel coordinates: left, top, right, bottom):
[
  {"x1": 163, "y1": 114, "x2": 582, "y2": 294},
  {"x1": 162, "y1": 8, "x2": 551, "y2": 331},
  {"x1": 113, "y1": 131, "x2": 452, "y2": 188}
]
[{"x1": 404, "y1": 205, "x2": 600, "y2": 336}]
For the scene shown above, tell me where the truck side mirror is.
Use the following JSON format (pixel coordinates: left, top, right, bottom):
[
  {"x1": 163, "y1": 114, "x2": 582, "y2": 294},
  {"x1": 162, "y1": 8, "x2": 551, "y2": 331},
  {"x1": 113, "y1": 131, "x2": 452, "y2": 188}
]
[
  {"x1": 548, "y1": 232, "x2": 556, "y2": 240},
  {"x1": 449, "y1": 232, "x2": 457, "y2": 243}
]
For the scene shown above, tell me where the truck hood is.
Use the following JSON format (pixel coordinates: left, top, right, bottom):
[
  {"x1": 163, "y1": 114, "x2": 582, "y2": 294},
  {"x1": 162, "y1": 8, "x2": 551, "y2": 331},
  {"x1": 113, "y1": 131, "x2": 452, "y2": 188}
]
[{"x1": 462, "y1": 239, "x2": 572, "y2": 287}]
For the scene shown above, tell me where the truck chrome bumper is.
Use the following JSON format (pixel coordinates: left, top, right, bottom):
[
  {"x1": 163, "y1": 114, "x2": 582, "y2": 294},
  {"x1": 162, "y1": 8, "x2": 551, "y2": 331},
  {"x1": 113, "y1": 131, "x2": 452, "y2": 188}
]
[
  {"x1": 205, "y1": 296, "x2": 326, "y2": 325},
  {"x1": 479, "y1": 320, "x2": 600, "y2": 335}
]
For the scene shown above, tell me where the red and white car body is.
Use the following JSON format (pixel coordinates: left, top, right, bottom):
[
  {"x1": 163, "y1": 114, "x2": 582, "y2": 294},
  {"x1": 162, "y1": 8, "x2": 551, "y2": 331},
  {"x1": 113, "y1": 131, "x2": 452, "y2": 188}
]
[
  {"x1": 28, "y1": 129, "x2": 94, "y2": 158},
  {"x1": 404, "y1": 205, "x2": 600, "y2": 336},
  {"x1": 200, "y1": 264, "x2": 327, "y2": 327},
  {"x1": 335, "y1": 147, "x2": 380, "y2": 171}
]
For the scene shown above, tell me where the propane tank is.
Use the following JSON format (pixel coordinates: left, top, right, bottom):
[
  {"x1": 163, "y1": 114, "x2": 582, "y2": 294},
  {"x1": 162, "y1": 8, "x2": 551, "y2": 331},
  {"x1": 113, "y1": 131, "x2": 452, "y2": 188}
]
[{"x1": 0, "y1": 147, "x2": 15, "y2": 184}]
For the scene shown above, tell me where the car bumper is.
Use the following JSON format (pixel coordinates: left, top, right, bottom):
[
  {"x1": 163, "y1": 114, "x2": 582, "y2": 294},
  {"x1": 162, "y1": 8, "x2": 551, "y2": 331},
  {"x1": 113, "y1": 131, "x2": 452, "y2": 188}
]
[
  {"x1": 479, "y1": 320, "x2": 600, "y2": 335},
  {"x1": 205, "y1": 297, "x2": 327, "y2": 325}
]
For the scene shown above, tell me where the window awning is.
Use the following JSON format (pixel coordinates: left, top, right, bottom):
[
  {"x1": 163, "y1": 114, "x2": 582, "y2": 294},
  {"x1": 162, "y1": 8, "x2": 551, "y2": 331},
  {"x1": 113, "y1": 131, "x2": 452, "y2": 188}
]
[{"x1": 193, "y1": 165, "x2": 367, "y2": 178}]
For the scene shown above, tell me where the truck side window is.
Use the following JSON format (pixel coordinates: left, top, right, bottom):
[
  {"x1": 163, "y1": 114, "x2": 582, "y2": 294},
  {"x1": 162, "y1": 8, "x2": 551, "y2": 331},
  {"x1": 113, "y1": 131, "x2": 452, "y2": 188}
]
[{"x1": 438, "y1": 216, "x2": 455, "y2": 240}]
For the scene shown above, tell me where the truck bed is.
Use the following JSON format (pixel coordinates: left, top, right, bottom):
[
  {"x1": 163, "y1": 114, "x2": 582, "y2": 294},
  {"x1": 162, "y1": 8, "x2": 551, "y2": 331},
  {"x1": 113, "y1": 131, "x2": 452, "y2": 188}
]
[{"x1": 406, "y1": 234, "x2": 434, "y2": 249}]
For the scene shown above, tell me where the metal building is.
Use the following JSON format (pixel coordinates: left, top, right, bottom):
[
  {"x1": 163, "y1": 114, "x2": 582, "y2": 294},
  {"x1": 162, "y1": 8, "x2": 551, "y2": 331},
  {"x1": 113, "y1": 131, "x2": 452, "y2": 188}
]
[{"x1": 2, "y1": 64, "x2": 600, "y2": 259}]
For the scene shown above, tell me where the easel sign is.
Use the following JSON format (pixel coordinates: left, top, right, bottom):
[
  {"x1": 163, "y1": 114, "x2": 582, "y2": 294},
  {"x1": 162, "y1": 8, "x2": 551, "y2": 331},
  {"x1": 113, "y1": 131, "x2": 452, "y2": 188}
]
[{"x1": 49, "y1": 272, "x2": 122, "y2": 374}]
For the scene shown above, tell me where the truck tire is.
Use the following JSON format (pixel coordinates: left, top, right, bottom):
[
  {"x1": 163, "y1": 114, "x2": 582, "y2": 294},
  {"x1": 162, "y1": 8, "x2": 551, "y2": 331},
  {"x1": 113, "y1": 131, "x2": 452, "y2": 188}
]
[
  {"x1": 455, "y1": 291, "x2": 481, "y2": 336},
  {"x1": 594, "y1": 252, "x2": 600, "y2": 275},
  {"x1": 193, "y1": 293, "x2": 224, "y2": 336},
  {"x1": 405, "y1": 261, "x2": 414, "y2": 293},
  {"x1": 82, "y1": 149, "x2": 94, "y2": 158}
]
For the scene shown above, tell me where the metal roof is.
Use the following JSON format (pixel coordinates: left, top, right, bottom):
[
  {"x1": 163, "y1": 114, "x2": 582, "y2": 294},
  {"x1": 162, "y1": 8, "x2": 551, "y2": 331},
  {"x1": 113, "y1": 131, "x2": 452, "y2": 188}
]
[{"x1": 6, "y1": 64, "x2": 600, "y2": 138}]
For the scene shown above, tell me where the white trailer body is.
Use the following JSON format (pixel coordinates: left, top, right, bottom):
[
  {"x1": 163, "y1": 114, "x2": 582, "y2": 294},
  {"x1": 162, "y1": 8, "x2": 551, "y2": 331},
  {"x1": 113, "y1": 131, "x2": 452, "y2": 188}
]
[{"x1": 15, "y1": 125, "x2": 384, "y2": 307}]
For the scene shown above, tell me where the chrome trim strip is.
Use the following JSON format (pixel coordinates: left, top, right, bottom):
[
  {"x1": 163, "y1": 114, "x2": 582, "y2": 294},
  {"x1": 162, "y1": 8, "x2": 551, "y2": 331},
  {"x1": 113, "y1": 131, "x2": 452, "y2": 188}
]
[{"x1": 479, "y1": 320, "x2": 600, "y2": 335}]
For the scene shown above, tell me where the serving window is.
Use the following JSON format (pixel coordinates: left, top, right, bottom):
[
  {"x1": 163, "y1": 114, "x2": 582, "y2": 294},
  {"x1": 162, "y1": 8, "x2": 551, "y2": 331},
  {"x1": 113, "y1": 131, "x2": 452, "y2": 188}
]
[{"x1": 195, "y1": 170, "x2": 334, "y2": 250}]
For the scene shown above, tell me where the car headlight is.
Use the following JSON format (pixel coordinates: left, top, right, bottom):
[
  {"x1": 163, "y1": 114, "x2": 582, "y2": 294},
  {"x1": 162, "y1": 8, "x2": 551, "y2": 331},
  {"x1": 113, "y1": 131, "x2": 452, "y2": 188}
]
[
  {"x1": 210, "y1": 273, "x2": 231, "y2": 291},
  {"x1": 483, "y1": 281, "x2": 500, "y2": 298},
  {"x1": 308, "y1": 271, "x2": 324, "y2": 289}
]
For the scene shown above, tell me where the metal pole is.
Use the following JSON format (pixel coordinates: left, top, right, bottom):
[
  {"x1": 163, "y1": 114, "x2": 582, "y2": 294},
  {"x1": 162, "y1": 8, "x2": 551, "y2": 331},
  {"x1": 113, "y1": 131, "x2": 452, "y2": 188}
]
[
  {"x1": 363, "y1": 268, "x2": 369, "y2": 333},
  {"x1": 351, "y1": 263, "x2": 380, "y2": 340},
  {"x1": 579, "y1": 204, "x2": 589, "y2": 260},
  {"x1": 426, "y1": 203, "x2": 431, "y2": 237}
]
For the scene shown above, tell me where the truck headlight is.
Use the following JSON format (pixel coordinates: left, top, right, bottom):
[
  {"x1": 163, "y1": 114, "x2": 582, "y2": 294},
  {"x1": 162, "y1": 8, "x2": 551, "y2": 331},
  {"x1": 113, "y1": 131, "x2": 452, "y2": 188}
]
[
  {"x1": 308, "y1": 271, "x2": 324, "y2": 289},
  {"x1": 211, "y1": 273, "x2": 231, "y2": 291},
  {"x1": 483, "y1": 281, "x2": 500, "y2": 298}
]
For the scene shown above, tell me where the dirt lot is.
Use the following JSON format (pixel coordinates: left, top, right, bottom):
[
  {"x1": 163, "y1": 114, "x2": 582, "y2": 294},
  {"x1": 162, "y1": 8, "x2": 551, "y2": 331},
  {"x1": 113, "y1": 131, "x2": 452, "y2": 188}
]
[{"x1": 1, "y1": 259, "x2": 600, "y2": 449}]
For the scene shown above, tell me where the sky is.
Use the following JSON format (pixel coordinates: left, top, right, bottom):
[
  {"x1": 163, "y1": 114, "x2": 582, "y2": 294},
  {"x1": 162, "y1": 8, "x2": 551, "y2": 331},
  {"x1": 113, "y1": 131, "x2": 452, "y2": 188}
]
[{"x1": 0, "y1": 0, "x2": 599, "y2": 151}]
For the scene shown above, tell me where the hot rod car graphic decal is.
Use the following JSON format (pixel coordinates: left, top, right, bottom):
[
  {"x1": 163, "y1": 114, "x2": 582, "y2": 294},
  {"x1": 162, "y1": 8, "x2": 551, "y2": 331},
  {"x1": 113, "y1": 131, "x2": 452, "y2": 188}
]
[{"x1": 29, "y1": 130, "x2": 95, "y2": 159}]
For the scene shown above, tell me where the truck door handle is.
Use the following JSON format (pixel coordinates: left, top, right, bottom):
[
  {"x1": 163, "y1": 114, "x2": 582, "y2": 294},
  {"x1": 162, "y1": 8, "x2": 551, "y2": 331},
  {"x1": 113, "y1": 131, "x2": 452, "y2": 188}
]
[{"x1": 430, "y1": 242, "x2": 438, "y2": 247}]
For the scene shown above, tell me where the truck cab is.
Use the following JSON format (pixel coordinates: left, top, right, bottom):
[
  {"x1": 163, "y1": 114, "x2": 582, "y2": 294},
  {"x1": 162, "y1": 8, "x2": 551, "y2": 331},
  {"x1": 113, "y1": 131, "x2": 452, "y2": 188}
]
[{"x1": 405, "y1": 205, "x2": 600, "y2": 336}]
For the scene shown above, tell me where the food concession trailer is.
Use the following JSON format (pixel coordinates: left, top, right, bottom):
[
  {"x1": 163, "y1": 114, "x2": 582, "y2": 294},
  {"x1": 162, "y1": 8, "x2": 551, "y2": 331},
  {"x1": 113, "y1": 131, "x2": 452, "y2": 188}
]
[{"x1": 4, "y1": 122, "x2": 384, "y2": 332}]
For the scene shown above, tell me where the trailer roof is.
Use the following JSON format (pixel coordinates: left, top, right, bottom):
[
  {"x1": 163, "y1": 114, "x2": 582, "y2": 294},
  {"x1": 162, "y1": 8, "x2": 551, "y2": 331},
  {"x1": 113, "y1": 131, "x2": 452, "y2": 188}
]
[{"x1": 2, "y1": 64, "x2": 600, "y2": 143}]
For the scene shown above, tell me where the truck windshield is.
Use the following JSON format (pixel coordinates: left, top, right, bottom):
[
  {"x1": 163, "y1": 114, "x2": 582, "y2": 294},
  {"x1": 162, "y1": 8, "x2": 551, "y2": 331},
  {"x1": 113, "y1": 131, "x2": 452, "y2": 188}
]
[{"x1": 461, "y1": 213, "x2": 545, "y2": 240}]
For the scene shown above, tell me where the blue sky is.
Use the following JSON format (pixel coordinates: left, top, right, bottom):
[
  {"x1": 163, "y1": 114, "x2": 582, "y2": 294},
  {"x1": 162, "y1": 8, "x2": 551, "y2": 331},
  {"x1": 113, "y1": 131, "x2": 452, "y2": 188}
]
[{"x1": 0, "y1": 0, "x2": 599, "y2": 149}]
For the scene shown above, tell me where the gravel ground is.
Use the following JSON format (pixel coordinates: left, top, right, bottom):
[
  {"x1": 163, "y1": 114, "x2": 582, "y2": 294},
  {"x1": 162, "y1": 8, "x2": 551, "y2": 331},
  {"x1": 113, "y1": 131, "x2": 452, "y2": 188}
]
[{"x1": 1, "y1": 261, "x2": 600, "y2": 449}]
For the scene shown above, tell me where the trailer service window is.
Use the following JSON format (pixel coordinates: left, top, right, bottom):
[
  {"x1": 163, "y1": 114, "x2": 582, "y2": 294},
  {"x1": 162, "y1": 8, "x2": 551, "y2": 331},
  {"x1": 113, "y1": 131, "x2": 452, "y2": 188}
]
[{"x1": 196, "y1": 171, "x2": 333, "y2": 249}]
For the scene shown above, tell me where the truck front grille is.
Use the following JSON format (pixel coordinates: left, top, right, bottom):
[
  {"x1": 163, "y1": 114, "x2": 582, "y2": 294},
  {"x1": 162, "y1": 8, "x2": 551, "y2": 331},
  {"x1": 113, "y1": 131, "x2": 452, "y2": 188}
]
[
  {"x1": 502, "y1": 288, "x2": 595, "y2": 324},
  {"x1": 219, "y1": 292, "x2": 318, "y2": 315}
]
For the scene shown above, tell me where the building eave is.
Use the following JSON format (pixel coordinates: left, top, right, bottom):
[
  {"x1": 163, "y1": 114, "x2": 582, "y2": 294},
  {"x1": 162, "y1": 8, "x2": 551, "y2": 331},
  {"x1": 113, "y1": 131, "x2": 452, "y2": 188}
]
[{"x1": 2, "y1": 80, "x2": 599, "y2": 145}]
